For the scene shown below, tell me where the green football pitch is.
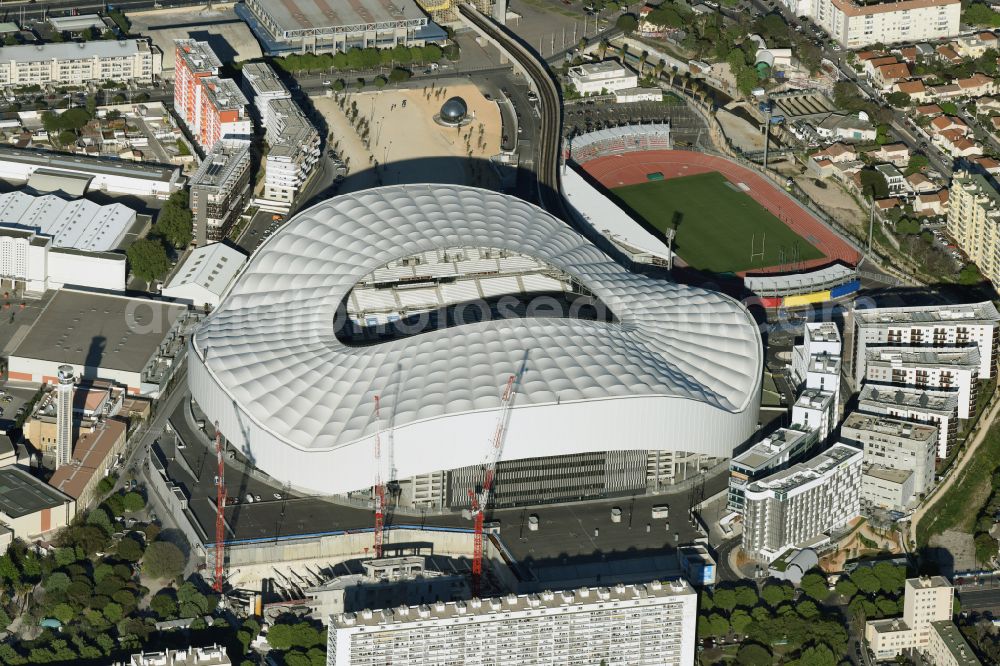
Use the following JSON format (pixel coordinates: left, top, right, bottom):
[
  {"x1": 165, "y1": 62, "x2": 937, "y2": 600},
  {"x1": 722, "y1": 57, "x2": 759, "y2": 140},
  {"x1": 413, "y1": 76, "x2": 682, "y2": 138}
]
[{"x1": 611, "y1": 172, "x2": 825, "y2": 274}]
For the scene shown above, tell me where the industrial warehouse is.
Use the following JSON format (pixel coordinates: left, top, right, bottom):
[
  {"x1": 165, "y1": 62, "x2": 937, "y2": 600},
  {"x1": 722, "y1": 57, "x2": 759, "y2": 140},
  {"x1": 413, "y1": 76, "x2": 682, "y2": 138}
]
[{"x1": 188, "y1": 185, "x2": 764, "y2": 506}]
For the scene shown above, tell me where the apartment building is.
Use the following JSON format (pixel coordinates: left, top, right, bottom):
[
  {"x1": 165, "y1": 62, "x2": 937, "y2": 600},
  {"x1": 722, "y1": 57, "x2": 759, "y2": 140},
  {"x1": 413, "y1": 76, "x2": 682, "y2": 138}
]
[
  {"x1": 864, "y1": 347, "x2": 979, "y2": 419},
  {"x1": 727, "y1": 426, "x2": 819, "y2": 513},
  {"x1": 173, "y1": 40, "x2": 220, "y2": 141},
  {"x1": 568, "y1": 61, "x2": 638, "y2": 95},
  {"x1": 800, "y1": 0, "x2": 961, "y2": 49},
  {"x1": 326, "y1": 580, "x2": 697, "y2": 666},
  {"x1": 949, "y1": 171, "x2": 1000, "y2": 288},
  {"x1": 196, "y1": 77, "x2": 250, "y2": 152},
  {"x1": 791, "y1": 388, "x2": 837, "y2": 440},
  {"x1": 841, "y1": 413, "x2": 937, "y2": 510},
  {"x1": 0, "y1": 40, "x2": 161, "y2": 87},
  {"x1": 852, "y1": 301, "x2": 1000, "y2": 386},
  {"x1": 239, "y1": 62, "x2": 319, "y2": 206},
  {"x1": 791, "y1": 322, "x2": 842, "y2": 387},
  {"x1": 857, "y1": 384, "x2": 958, "y2": 458},
  {"x1": 923, "y1": 621, "x2": 983, "y2": 666},
  {"x1": 123, "y1": 645, "x2": 231, "y2": 665},
  {"x1": 262, "y1": 97, "x2": 320, "y2": 205},
  {"x1": 188, "y1": 140, "x2": 251, "y2": 246},
  {"x1": 866, "y1": 577, "x2": 959, "y2": 661},
  {"x1": 742, "y1": 443, "x2": 863, "y2": 562}
]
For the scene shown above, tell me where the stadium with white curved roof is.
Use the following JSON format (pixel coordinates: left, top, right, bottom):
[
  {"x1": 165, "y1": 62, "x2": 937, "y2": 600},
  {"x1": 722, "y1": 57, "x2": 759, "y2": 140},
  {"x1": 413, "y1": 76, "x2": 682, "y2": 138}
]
[{"x1": 189, "y1": 185, "x2": 763, "y2": 502}]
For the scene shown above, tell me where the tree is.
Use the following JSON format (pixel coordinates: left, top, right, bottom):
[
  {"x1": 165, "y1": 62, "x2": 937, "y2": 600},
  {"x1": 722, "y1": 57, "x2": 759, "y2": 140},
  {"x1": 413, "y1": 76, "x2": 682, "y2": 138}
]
[
  {"x1": 116, "y1": 536, "x2": 144, "y2": 563},
  {"x1": 156, "y1": 191, "x2": 193, "y2": 249},
  {"x1": 736, "y1": 643, "x2": 772, "y2": 666},
  {"x1": 267, "y1": 621, "x2": 325, "y2": 651},
  {"x1": 873, "y1": 562, "x2": 906, "y2": 595},
  {"x1": 761, "y1": 582, "x2": 792, "y2": 606},
  {"x1": 800, "y1": 571, "x2": 829, "y2": 601},
  {"x1": 734, "y1": 584, "x2": 758, "y2": 608},
  {"x1": 57, "y1": 129, "x2": 78, "y2": 146},
  {"x1": 730, "y1": 608, "x2": 752, "y2": 634},
  {"x1": 615, "y1": 13, "x2": 639, "y2": 34},
  {"x1": 127, "y1": 238, "x2": 171, "y2": 283},
  {"x1": 102, "y1": 601, "x2": 123, "y2": 623},
  {"x1": 178, "y1": 581, "x2": 211, "y2": 617},
  {"x1": 797, "y1": 599, "x2": 820, "y2": 619},
  {"x1": 150, "y1": 591, "x2": 178, "y2": 619},
  {"x1": 86, "y1": 506, "x2": 114, "y2": 535},
  {"x1": 713, "y1": 588, "x2": 737, "y2": 612},
  {"x1": 964, "y1": 2, "x2": 1000, "y2": 27},
  {"x1": 835, "y1": 577, "x2": 858, "y2": 598},
  {"x1": 142, "y1": 541, "x2": 185, "y2": 580},
  {"x1": 388, "y1": 67, "x2": 411, "y2": 84},
  {"x1": 51, "y1": 603, "x2": 75, "y2": 624},
  {"x1": 3, "y1": 36, "x2": 16, "y2": 46},
  {"x1": 975, "y1": 532, "x2": 999, "y2": 564},
  {"x1": 96, "y1": 476, "x2": 115, "y2": 497},
  {"x1": 104, "y1": 493, "x2": 125, "y2": 517},
  {"x1": 886, "y1": 91, "x2": 911, "y2": 108},
  {"x1": 45, "y1": 572, "x2": 71, "y2": 592},
  {"x1": 374, "y1": 75, "x2": 388, "y2": 88},
  {"x1": 789, "y1": 644, "x2": 837, "y2": 666},
  {"x1": 123, "y1": 491, "x2": 145, "y2": 512},
  {"x1": 852, "y1": 566, "x2": 882, "y2": 595},
  {"x1": 859, "y1": 169, "x2": 889, "y2": 199},
  {"x1": 905, "y1": 154, "x2": 929, "y2": 176},
  {"x1": 959, "y1": 263, "x2": 983, "y2": 285}
]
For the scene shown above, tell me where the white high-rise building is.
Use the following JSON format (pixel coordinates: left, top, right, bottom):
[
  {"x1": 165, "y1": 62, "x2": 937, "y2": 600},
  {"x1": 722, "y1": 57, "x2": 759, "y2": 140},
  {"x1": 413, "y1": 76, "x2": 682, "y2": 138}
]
[
  {"x1": 55, "y1": 364, "x2": 74, "y2": 469},
  {"x1": 797, "y1": 0, "x2": 960, "y2": 49},
  {"x1": 864, "y1": 347, "x2": 980, "y2": 419},
  {"x1": 326, "y1": 580, "x2": 697, "y2": 666},
  {"x1": 743, "y1": 442, "x2": 862, "y2": 562},
  {"x1": 866, "y1": 577, "x2": 960, "y2": 661}
]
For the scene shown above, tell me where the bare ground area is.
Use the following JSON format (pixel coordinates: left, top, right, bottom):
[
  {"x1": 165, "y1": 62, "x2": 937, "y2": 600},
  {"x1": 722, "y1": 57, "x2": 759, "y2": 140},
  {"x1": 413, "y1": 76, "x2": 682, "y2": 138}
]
[
  {"x1": 794, "y1": 175, "x2": 866, "y2": 235},
  {"x1": 929, "y1": 530, "x2": 978, "y2": 575},
  {"x1": 310, "y1": 81, "x2": 502, "y2": 192}
]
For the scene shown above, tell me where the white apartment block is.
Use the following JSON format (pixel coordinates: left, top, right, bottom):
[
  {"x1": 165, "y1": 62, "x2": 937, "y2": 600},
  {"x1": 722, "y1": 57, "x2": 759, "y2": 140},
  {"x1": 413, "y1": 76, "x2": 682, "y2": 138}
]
[
  {"x1": 568, "y1": 61, "x2": 638, "y2": 95},
  {"x1": 263, "y1": 97, "x2": 320, "y2": 206},
  {"x1": 728, "y1": 426, "x2": 819, "y2": 513},
  {"x1": 0, "y1": 40, "x2": 161, "y2": 87},
  {"x1": 123, "y1": 644, "x2": 230, "y2": 665},
  {"x1": 240, "y1": 61, "x2": 291, "y2": 132},
  {"x1": 799, "y1": 0, "x2": 960, "y2": 49},
  {"x1": 923, "y1": 621, "x2": 983, "y2": 666},
  {"x1": 791, "y1": 321, "x2": 842, "y2": 387},
  {"x1": 866, "y1": 577, "x2": 956, "y2": 661},
  {"x1": 742, "y1": 442, "x2": 862, "y2": 562},
  {"x1": 851, "y1": 301, "x2": 1000, "y2": 387},
  {"x1": 949, "y1": 172, "x2": 1000, "y2": 290},
  {"x1": 327, "y1": 580, "x2": 697, "y2": 666},
  {"x1": 842, "y1": 413, "x2": 937, "y2": 510},
  {"x1": 189, "y1": 140, "x2": 251, "y2": 246},
  {"x1": 791, "y1": 388, "x2": 837, "y2": 441},
  {"x1": 857, "y1": 384, "x2": 958, "y2": 459},
  {"x1": 864, "y1": 347, "x2": 979, "y2": 419}
]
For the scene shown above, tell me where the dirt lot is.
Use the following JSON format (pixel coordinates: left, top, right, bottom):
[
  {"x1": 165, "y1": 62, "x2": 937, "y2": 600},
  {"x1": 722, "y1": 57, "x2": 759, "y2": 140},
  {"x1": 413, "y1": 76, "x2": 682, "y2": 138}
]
[{"x1": 310, "y1": 81, "x2": 502, "y2": 191}]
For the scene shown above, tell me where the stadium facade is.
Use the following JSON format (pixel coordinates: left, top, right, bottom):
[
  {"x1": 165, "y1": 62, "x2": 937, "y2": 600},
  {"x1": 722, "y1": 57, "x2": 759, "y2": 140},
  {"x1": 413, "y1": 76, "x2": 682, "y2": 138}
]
[{"x1": 188, "y1": 186, "x2": 763, "y2": 502}]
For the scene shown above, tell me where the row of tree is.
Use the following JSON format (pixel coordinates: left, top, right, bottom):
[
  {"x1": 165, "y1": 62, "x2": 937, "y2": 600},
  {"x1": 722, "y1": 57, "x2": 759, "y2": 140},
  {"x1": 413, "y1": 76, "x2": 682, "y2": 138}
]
[
  {"x1": 127, "y1": 189, "x2": 193, "y2": 283},
  {"x1": 274, "y1": 44, "x2": 445, "y2": 74}
]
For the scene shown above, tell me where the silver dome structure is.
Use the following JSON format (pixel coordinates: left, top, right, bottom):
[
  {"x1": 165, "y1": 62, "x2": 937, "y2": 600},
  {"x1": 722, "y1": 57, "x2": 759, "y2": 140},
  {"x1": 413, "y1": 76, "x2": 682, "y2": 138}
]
[
  {"x1": 188, "y1": 185, "x2": 763, "y2": 495},
  {"x1": 439, "y1": 96, "x2": 468, "y2": 123}
]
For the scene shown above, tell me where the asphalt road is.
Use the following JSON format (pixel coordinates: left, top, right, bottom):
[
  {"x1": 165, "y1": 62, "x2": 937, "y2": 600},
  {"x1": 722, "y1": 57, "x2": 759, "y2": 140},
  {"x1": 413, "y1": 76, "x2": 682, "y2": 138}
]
[{"x1": 0, "y1": 0, "x2": 202, "y2": 21}]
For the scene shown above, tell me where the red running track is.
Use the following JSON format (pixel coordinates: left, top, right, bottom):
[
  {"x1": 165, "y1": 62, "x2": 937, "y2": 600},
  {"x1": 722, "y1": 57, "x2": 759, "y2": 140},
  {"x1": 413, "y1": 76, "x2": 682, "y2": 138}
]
[{"x1": 581, "y1": 150, "x2": 861, "y2": 275}]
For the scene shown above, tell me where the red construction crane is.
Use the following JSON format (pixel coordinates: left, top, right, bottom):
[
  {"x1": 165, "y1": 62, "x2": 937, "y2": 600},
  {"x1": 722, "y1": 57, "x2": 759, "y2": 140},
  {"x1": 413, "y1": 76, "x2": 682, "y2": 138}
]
[
  {"x1": 468, "y1": 371, "x2": 521, "y2": 597},
  {"x1": 372, "y1": 395, "x2": 387, "y2": 559},
  {"x1": 213, "y1": 423, "x2": 225, "y2": 593}
]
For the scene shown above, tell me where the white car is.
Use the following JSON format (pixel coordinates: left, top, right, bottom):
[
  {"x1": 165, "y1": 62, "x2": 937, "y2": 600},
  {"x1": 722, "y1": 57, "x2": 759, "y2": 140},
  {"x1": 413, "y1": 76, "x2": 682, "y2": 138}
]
[
  {"x1": 273, "y1": 492, "x2": 282, "y2": 499},
  {"x1": 323, "y1": 80, "x2": 332, "y2": 86}
]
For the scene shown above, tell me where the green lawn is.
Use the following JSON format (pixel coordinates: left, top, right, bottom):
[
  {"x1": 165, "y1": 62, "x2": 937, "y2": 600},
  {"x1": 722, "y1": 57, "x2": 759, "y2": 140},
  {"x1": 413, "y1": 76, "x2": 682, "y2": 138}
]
[{"x1": 611, "y1": 172, "x2": 825, "y2": 273}]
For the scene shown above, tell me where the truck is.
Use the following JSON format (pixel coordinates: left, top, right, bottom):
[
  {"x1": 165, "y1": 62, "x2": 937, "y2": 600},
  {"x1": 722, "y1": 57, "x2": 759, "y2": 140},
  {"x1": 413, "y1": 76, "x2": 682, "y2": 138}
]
[{"x1": 651, "y1": 505, "x2": 669, "y2": 519}]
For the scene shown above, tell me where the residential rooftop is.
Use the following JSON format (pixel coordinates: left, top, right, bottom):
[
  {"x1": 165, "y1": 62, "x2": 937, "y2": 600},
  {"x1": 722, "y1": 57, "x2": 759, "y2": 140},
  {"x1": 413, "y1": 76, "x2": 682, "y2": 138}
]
[
  {"x1": 808, "y1": 353, "x2": 841, "y2": 375},
  {"x1": 731, "y1": 427, "x2": 816, "y2": 472},
  {"x1": 806, "y1": 321, "x2": 841, "y2": 343},
  {"x1": 929, "y1": 621, "x2": 980, "y2": 665},
  {"x1": 746, "y1": 443, "x2": 861, "y2": 496},
  {"x1": 866, "y1": 346, "x2": 981, "y2": 370},
  {"x1": 174, "y1": 39, "x2": 221, "y2": 74},
  {"x1": 332, "y1": 579, "x2": 694, "y2": 629},
  {"x1": 48, "y1": 418, "x2": 126, "y2": 500},
  {"x1": 241, "y1": 61, "x2": 290, "y2": 97},
  {"x1": 856, "y1": 300, "x2": 1000, "y2": 326},
  {"x1": 794, "y1": 388, "x2": 836, "y2": 410},
  {"x1": 858, "y1": 384, "x2": 959, "y2": 415},
  {"x1": 863, "y1": 465, "x2": 912, "y2": 484},
  {"x1": 0, "y1": 39, "x2": 151, "y2": 63},
  {"x1": 201, "y1": 77, "x2": 248, "y2": 113},
  {"x1": 190, "y1": 140, "x2": 251, "y2": 191},
  {"x1": 841, "y1": 412, "x2": 938, "y2": 443}
]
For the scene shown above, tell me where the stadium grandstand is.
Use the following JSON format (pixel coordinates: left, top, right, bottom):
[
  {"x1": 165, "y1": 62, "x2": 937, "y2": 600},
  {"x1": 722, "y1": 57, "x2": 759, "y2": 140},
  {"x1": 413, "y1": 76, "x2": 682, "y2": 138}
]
[
  {"x1": 568, "y1": 124, "x2": 671, "y2": 163},
  {"x1": 190, "y1": 185, "x2": 763, "y2": 508},
  {"x1": 744, "y1": 264, "x2": 860, "y2": 308}
]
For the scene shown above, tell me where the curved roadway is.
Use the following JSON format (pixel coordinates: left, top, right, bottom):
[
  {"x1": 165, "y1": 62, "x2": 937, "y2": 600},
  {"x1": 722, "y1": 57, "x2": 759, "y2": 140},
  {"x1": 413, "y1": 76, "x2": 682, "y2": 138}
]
[{"x1": 458, "y1": 4, "x2": 566, "y2": 219}]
